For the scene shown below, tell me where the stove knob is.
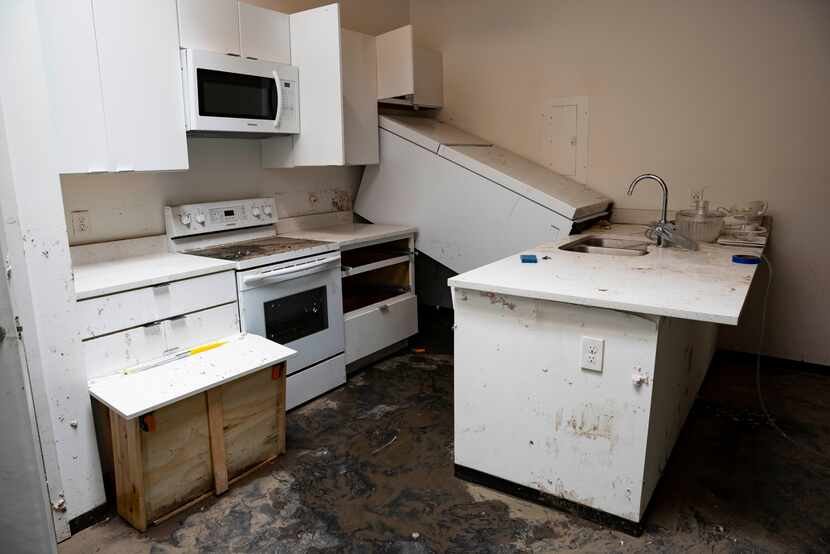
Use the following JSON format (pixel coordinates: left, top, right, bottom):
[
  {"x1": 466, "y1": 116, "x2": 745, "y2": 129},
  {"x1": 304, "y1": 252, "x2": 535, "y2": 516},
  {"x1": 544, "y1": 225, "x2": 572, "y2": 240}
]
[
  {"x1": 252, "y1": 206, "x2": 261, "y2": 218},
  {"x1": 263, "y1": 205, "x2": 273, "y2": 217},
  {"x1": 179, "y1": 212, "x2": 192, "y2": 226},
  {"x1": 195, "y1": 212, "x2": 206, "y2": 225}
]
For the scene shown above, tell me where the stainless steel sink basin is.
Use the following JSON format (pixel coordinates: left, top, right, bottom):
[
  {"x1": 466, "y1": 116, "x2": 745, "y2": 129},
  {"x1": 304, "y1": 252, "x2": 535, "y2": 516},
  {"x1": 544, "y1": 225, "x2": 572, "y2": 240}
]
[{"x1": 559, "y1": 235, "x2": 650, "y2": 256}]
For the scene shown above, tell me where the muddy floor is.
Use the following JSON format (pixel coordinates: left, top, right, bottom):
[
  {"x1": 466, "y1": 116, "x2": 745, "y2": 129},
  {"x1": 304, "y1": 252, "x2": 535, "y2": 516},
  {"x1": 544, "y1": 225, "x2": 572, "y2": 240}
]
[{"x1": 61, "y1": 314, "x2": 829, "y2": 553}]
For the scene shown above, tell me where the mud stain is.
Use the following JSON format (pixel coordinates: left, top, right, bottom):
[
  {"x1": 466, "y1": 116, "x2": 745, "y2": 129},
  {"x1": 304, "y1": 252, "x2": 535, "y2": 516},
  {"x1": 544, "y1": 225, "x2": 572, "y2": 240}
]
[{"x1": 480, "y1": 291, "x2": 516, "y2": 310}]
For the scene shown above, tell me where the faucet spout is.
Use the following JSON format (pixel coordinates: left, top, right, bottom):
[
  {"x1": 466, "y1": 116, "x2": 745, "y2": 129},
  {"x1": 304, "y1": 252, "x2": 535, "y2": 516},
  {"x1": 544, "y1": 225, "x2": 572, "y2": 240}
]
[{"x1": 627, "y1": 173, "x2": 669, "y2": 224}]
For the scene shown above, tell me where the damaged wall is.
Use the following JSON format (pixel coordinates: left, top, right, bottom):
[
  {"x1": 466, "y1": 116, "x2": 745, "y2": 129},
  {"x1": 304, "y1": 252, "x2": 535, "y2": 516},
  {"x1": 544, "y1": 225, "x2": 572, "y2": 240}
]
[
  {"x1": 61, "y1": 138, "x2": 363, "y2": 245},
  {"x1": 411, "y1": 0, "x2": 830, "y2": 365}
]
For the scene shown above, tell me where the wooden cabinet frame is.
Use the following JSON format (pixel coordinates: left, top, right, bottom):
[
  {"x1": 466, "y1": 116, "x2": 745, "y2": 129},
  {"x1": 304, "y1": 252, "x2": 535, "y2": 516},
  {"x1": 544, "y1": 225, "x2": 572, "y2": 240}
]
[{"x1": 108, "y1": 363, "x2": 286, "y2": 531}]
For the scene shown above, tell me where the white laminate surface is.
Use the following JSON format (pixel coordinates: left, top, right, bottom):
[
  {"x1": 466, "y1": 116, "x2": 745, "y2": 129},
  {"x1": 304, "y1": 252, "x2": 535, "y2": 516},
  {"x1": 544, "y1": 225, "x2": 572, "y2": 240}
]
[
  {"x1": 448, "y1": 224, "x2": 764, "y2": 325},
  {"x1": 71, "y1": 236, "x2": 234, "y2": 299},
  {"x1": 280, "y1": 223, "x2": 416, "y2": 250},
  {"x1": 88, "y1": 333, "x2": 296, "y2": 419}
]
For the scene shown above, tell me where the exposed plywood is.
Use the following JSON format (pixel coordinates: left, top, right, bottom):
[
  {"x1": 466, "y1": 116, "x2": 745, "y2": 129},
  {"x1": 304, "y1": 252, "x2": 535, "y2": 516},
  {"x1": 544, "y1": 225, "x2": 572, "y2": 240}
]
[
  {"x1": 206, "y1": 388, "x2": 229, "y2": 495},
  {"x1": 141, "y1": 394, "x2": 213, "y2": 522},
  {"x1": 222, "y1": 365, "x2": 282, "y2": 479},
  {"x1": 110, "y1": 412, "x2": 147, "y2": 531}
]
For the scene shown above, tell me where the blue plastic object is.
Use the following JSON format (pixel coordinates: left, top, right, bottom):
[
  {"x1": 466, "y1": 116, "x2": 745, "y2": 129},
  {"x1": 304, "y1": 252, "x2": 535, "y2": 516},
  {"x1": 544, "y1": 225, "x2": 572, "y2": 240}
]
[
  {"x1": 732, "y1": 254, "x2": 761, "y2": 265},
  {"x1": 520, "y1": 254, "x2": 538, "y2": 263}
]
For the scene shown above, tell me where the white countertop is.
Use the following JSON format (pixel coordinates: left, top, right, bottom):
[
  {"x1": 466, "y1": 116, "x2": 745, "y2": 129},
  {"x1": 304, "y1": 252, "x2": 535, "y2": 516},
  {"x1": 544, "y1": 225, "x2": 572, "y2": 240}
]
[
  {"x1": 88, "y1": 333, "x2": 296, "y2": 419},
  {"x1": 71, "y1": 236, "x2": 234, "y2": 300},
  {"x1": 280, "y1": 223, "x2": 416, "y2": 250},
  {"x1": 448, "y1": 224, "x2": 764, "y2": 325}
]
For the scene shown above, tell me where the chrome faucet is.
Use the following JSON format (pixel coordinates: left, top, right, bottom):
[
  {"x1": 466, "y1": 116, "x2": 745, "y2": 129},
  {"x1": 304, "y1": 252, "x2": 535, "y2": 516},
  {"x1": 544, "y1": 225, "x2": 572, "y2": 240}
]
[{"x1": 627, "y1": 173, "x2": 697, "y2": 250}]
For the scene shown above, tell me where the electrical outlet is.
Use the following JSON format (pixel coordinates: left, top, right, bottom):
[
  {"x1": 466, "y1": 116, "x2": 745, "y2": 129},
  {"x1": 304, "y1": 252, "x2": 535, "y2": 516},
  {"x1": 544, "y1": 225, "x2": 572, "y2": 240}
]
[
  {"x1": 71, "y1": 210, "x2": 90, "y2": 237},
  {"x1": 581, "y1": 337, "x2": 604, "y2": 372}
]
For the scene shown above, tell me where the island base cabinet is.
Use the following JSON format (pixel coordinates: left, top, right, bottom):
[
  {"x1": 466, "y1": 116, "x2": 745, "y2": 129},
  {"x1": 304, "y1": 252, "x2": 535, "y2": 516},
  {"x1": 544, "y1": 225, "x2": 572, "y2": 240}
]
[
  {"x1": 451, "y1": 287, "x2": 716, "y2": 531},
  {"x1": 107, "y1": 363, "x2": 286, "y2": 531}
]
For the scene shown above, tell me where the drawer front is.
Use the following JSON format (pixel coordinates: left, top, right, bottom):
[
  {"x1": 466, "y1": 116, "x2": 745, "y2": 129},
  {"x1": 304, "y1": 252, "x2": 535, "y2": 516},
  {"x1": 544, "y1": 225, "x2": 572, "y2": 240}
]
[
  {"x1": 83, "y1": 322, "x2": 167, "y2": 380},
  {"x1": 79, "y1": 271, "x2": 237, "y2": 339},
  {"x1": 163, "y1": 302, "x2": 239, "y2": 354},
  {"x1": 287, "y1": 354, "x2": 346, "y2": 410},
  {"x1": 345, "y1": 293, "x2": 418, "y2": 365}
]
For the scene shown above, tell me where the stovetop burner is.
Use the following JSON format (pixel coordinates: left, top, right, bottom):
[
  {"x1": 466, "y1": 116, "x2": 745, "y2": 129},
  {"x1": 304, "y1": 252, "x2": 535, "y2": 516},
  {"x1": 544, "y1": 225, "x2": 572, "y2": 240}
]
[{"x1": 186, "y1": 236, "x2": 331, "y2": 263}]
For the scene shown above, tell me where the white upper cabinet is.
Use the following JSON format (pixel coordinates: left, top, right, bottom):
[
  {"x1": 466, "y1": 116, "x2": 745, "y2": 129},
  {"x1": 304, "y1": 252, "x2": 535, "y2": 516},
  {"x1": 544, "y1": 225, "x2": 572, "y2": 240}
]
[
  {"x1": 39, "y1": 0, "x2": 187, "y2": 173},
  {"x1": 38, "y1": 0, "x2": 109, "y2": 173},
  {"x1": 177, "y1": 0, "x2": 240, "y2": 55},
  {"x1": 342, "y1": 29, "x2": 379, "y2": 166},
  {"x1": 238, "y1": 2, "x2": 290, "y2": 63},
  {"x1": 93, "y1": 0, "x2": 188, "y2": 171},
  {"x1": 376, "y1": 25, "x2": 442, "y2": 108},
  {"x1": 287, "y1": 3, "x2": 346, "y2": 166},
  {"x1": 262, "y1": 12, "x2": 380, "y2": 169}
]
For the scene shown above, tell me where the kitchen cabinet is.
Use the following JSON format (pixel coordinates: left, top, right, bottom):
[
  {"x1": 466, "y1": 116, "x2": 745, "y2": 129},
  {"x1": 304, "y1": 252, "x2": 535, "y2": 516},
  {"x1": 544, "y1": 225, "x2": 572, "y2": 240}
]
[
  {"x1": 261, "y1": 11, "x2": 379, "y2": 168},
  {"x1": 177, "y1": 0, "x2": 240, "y2": 55},
  {"x1": 40, "y1": 0, "x2": 188, "y2": 173},
  {"x1": 38, "y1": 0, "x2": 109, "y2": 173},
  {"x1": 238, "y1": 2, "x2": 291, "y2": 63},
  {"x1": 341, "y1": 235, "x2": 418, "y2": 368},
  {"x1": 93, "y1": 0, "x2": 188, "y2": 171},
  {"x1": 79, "y1": 270, "x2": 239, "y2": 380},
  {"x1": 376, "y1": 25, "x2": 443, "y2": 108},
  {"x1": 341, "y1": 29, "x2": 380, "y2": 165}
]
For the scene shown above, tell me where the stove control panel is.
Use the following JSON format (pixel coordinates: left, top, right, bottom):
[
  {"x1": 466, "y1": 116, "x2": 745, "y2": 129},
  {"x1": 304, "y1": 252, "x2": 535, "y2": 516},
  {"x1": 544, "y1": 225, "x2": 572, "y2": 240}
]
[{"x1": 164, "y1": 197, "x2": 277, "y2": 238}]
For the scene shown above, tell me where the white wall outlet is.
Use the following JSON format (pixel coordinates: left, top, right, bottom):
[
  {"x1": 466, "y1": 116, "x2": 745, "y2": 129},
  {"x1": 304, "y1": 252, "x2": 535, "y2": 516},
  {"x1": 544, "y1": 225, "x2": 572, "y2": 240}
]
[
  {"x1": 71, "y1": 210, "x2": 90, "y2": 237},
  {"x1": 581, "y1": 336, "x2": 604, "y2": 372}
]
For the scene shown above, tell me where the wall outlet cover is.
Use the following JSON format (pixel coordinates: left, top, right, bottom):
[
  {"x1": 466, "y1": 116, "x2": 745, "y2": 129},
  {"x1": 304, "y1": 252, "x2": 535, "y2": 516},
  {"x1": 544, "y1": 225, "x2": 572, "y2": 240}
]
[{"x1": 581, "y1": 336, "x2": 604, "y2": 372}]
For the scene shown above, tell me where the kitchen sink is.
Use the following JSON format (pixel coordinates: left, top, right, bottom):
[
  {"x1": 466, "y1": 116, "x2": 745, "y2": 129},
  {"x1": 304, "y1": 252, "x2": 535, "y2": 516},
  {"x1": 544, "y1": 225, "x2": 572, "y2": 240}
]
[{"x1": 559, "y1": 235, "x2": 650, "y2": 256}]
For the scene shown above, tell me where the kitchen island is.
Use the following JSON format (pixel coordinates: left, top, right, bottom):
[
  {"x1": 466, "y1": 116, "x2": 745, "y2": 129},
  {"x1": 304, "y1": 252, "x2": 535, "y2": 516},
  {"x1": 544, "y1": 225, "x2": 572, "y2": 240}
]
[{"x1": 448, "y1": 224, "x2": 764, "y2": 534}]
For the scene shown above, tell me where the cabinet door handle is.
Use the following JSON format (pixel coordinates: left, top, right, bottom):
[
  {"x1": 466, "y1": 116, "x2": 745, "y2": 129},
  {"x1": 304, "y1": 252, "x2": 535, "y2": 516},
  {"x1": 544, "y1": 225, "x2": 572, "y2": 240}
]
[{"x1": 379, "y1": 304, "x2": 390, "y2": 313}]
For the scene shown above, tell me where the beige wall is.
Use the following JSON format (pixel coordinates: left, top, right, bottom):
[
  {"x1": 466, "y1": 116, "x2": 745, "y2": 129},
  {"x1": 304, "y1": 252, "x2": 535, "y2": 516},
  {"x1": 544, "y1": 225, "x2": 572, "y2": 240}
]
[
  {"x1": 411, "y1": 0, "x2": 830, "y2": 364},
  {"x1": 61, "y1": 138, "x2": 362, "y2": 244}
]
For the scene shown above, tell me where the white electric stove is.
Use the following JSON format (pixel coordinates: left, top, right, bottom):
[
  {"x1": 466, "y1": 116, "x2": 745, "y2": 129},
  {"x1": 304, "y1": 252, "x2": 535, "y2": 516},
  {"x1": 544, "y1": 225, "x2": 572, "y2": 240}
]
[{"x1": 165, "y1": 198, "x2": 346, "y2": 410}]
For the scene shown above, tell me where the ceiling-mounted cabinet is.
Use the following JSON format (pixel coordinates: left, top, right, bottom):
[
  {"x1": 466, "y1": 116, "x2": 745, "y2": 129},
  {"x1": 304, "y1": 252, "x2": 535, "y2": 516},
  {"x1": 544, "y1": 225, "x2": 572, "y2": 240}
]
[
  {"x1": 177, "y1": 0, "x2": 290, "y2": 63},
  {"x1": 261, "y1": 5, "x2": 379, "y2": 168},
  {"x1": 41, "y1": 0, "x2": 188, "y2": 173},
  {"x1": 376, "y1": 25, "x2": 442, "y2": 109}
]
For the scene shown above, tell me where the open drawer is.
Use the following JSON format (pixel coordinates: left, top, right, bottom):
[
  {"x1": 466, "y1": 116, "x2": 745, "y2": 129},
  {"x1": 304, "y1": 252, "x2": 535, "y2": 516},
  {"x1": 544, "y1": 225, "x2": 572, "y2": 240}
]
[{"x1": 345, "y1": 293, "x2": 418, "y2": 365}]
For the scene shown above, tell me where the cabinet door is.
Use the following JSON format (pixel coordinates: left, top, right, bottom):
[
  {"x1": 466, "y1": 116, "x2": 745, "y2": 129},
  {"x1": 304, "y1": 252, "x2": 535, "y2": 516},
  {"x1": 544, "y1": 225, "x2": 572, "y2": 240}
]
[
  {"x1": 289, "y1": 3, "x2": 345, "y2": 166},
  {"x1": 341, "y1": 29, "x2": 379, "y2": 166},
  {"x1": 238, "y1": 2, "x2": 290, "y2": 63},
  {"x1": 93, "y1": 0, "x2": 188, "y2": 171},
  {"x1": 37, "y1": 0, "x2": 109, "y2": 173},
  {"x1": 177, "y1": 0, "x2": 240, "y2": 55}
]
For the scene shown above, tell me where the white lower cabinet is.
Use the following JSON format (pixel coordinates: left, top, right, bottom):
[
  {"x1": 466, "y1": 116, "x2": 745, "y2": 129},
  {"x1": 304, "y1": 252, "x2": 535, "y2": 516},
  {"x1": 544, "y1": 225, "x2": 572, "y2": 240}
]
[
  {"x1": 78, "y1": 271, "x2": 236, "y2": 339},
  {"x1": 345, "y1": 294, "x2": 418, "y2": 365},
  {"x1": 83, "y1": 302, "x2": 240, "y2": 380}
]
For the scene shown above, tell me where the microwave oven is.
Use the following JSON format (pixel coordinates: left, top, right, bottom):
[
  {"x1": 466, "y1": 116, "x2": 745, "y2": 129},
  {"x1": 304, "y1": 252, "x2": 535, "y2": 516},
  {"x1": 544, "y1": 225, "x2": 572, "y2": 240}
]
[{"x1": 182, "y1": 49, "x2": 299, "y2": 136}]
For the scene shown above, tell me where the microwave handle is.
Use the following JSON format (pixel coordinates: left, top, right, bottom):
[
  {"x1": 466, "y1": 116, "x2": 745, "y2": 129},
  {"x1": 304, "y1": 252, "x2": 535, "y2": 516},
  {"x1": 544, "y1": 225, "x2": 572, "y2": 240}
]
[{"x1": 272, "y1": 69, "x2": 284, "y2": 129}]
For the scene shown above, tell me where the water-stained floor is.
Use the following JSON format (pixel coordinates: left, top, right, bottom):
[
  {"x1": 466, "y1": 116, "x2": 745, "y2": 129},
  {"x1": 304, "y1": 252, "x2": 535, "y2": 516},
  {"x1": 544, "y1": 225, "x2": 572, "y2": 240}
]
[{"x1": 61, "y1": 324, "x2": 829, "y2": 553}]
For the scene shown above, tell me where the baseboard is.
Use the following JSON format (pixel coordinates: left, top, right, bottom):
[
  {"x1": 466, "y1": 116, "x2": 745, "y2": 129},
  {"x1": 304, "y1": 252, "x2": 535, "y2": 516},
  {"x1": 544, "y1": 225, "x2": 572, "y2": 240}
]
[{"x1": 454, "y1": 464, "x2": 645, "y2": 537}]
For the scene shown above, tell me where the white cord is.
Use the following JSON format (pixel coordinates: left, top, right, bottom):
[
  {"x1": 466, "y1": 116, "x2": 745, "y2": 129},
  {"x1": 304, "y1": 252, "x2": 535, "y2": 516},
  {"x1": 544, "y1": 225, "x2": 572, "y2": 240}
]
[{"x1": 755, "y1": 254, "x2": 830, "y2": 462}]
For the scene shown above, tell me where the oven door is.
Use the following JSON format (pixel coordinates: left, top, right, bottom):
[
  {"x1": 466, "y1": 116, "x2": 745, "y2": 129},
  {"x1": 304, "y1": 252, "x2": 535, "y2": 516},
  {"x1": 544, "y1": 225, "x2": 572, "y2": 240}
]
[
  {"x1": 183, "y1": 49, "x2": 299, "y2": 135},
  {"x1": 237, "y1": 253, "x2": 344, "y2": 375}
]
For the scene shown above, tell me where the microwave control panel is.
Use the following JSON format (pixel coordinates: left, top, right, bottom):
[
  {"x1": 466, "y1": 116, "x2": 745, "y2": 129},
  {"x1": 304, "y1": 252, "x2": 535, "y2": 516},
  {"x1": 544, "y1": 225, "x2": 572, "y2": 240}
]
[{"x1": 164, "y1": 197, "x2": 277, "y2": 238}]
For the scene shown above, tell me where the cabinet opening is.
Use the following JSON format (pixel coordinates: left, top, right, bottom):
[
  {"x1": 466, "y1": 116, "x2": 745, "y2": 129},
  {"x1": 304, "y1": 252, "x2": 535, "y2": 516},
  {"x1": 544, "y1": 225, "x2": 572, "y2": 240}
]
[
  {"x1": 341, "y1": 238, "x2": 411, "y2": 270},
  {"x1": 342, "y1": 261, "x2": 411, "y2": 313}
]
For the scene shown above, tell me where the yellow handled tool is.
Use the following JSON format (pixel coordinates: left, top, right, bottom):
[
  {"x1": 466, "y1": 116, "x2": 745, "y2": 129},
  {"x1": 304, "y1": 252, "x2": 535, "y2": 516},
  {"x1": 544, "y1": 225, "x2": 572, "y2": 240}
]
[{"x1": 122, "y1": 339, "x2": 230, "y2": 375}]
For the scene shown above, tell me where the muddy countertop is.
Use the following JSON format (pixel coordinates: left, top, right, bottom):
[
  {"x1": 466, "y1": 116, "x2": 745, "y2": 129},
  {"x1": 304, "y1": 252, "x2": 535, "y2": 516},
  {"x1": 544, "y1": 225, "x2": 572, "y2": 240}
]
[
  {"x1": 280, "y1": 223, "x2": 416, "y2": 250},
  {"x1": 71, "y1": 235, "x2": 234, "y2": 300},
  {"x1": 448, "y1": 224, "x2": 764, "y2": 325}
]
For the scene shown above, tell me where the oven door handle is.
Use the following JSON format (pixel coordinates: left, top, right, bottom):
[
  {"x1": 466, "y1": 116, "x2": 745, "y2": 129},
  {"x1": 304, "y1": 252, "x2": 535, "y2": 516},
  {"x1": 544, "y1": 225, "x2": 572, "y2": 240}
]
[{"x1": 242, "y1": 254, "x2": 340, "y2": 287}]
